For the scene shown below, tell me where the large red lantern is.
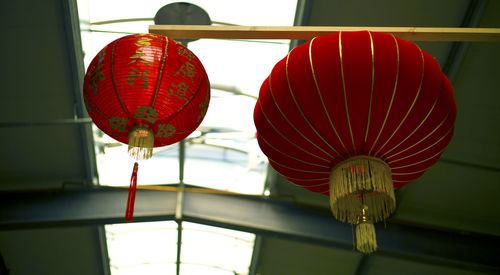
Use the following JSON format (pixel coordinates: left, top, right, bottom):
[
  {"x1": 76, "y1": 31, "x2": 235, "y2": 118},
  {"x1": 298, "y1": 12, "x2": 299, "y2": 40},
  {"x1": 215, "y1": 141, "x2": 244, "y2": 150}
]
[
  {"x1": 254, "y1": 31, "x2": 456, "y2": 253},
  {"x1": 83, "y1": 34, "x2": 210, "y2": 220}
]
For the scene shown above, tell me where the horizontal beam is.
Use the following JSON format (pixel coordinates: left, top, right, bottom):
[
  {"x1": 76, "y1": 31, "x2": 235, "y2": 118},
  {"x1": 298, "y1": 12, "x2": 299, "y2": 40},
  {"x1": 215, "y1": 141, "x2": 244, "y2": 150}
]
[
  {"x1": 0, "y1": 187, "x2": 177, "y2": 227},
  {"x1": 149, "y1": 25, "x2": 500, "y2": 42},
  {"x1": 1, "y1": 186, "x2": 499, "y2": 271}
]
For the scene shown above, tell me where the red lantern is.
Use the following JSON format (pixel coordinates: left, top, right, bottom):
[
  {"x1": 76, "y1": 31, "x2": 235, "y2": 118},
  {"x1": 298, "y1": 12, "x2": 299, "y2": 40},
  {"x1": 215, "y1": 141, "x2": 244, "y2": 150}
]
[
  {"x1": 83, "y1": 34, "x2": 210, "y2": 221},
  {"x1": 254, "y1": 31, "x2": 456, "y2": 253}
]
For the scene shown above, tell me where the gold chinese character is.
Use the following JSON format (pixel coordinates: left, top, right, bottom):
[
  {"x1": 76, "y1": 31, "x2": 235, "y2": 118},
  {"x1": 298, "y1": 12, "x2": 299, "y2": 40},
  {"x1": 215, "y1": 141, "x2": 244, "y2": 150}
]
[
  {"x1": 84, "y1": 97, "x2": 91, "y2": 113},
  {"x1": 178, "y1": 47, "x2": 195, "y2": 61},
  {"x1": 168, "y1": 82, "x2": 189, "y2": 101},
  {"x1": 135, "y1": 35, "x2": 153, "y2": 47},
  {"x1": 174, "y1": 61, "x2": 196, "y2": 82},
  {"x1": 109, "y1": 117, "x2": 128, "y2": 132},
  {"x1": 133, "y1": 106, "x2": 158, "y2": 123},
  {"x1": 127, "y1": 49, "x2": 151, "y2": 66},
  {"x1": 156, "y1": 124, "x2": 176, "y2": 138},
  {"x1": 125, "y1": 69, "x2": 149, "y2": 88},
  {"x1": 88, "y1": 49, "x2": 106, "y2": 93},
  {"x1": 197, "y1": 93, "x2": 209, "y2": 122}
]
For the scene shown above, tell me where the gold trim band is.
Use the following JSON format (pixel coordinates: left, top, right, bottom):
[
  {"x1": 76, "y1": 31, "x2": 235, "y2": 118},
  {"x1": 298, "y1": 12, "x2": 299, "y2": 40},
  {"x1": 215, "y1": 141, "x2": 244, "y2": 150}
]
[
  {"x1": 111, "y1": 40, "x2": 130, "y2": 116},
  {"x1": 285, "y1": 50, "x2": 344, "y2": 160},
  {"x1": 268, "y1": 73, "x2": 336, "y2": 160},
  {"x1": 151, "y1": 36, "x2": 169, "y2": 106},
  {"x1": 368, "y1": 35, "x2": 399, "y2": 155},
  {"x1": 309, "y1": 36, "x2": 351, "y2": 156},
  {"x1": 339, "y1": 31, "x2": 357, "y2": 154},
  {"x1": 375, "y1": 46, "x2": 425, "y2": 157},
  {"x1": 257, "y1": 100, "x2": 330, "y2": 163}
]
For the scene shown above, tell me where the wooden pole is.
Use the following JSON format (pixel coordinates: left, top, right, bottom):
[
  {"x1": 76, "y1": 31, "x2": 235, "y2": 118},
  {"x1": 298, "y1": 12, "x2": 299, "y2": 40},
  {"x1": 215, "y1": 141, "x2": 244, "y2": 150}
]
[{"x1": 149, "y1": 25, "x2": 500, "y2": 42}]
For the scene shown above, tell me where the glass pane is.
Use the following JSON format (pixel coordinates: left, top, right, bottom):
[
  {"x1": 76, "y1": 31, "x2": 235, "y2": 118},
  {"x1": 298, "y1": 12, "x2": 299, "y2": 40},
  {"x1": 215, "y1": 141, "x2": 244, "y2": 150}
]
[
  {"x1": 95, "y1": 125, "x2": 180, "y2": 186},
  {"x1": 105, "y1": 221, "x2": 178, "y2": 275},
  {"x1": 181, "y1": 222, "x2": 255, "y2": 275}
]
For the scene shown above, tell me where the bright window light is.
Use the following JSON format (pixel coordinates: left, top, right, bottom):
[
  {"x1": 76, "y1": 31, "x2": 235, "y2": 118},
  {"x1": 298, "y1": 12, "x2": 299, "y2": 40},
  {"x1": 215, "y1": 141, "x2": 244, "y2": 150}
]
[
  {"x1": 77, "y1": 0, "x2": 297, "y2": 274},
  {"x1": 181, "y1": 222, "x2": 255, "y2": 275},
  {"x1": 105, "y1": 221, "x2": 178, "y2": 274}
]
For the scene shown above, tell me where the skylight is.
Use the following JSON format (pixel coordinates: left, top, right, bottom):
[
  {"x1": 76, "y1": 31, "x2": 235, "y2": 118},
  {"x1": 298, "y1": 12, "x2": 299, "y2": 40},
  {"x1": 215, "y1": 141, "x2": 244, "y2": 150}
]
[
  {"x1": 77, "y1": 0, "x2": 297, "y2": 274},
  {"x1": 105, "y1": 221, "x2": 255, "y2": 275}
]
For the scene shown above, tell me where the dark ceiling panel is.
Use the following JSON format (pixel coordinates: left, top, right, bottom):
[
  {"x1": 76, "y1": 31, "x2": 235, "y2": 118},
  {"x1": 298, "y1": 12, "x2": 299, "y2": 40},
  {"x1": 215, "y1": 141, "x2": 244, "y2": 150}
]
[
  {"x1": 0, "y1": 0, "x2": 89, "y2": 189},
  {"x1": 444, "y1": 1, "x2": 500, "y2": 168},
  {"x1": 367, "y1": 254, "x2": 490, "y2": 275},
  {"x1": 0, "y1": 125, "x2": 87, "y2": 190},
  {"x1": 0, "y1": 226, "x2": 106, "y2": 275},
  {"x1": 256, "y1": 236, "x2": 360, "y2": 275},
  {"x1": 307, "y1": 0, "x2": 469, "y2": 27},
  {"x1": 306, "y1": 0, "x2": 470, "y2": 66},
  {"x1": 394, "y1": 161, "x2": 500, "y2": 236}
]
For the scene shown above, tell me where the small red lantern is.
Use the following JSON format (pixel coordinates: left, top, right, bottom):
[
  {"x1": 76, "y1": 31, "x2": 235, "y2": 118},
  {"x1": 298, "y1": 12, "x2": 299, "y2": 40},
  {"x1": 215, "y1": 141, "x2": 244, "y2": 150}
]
[
  {"x1": 83, "y1": 34, "x2": 210, "y2": 221},
  {"x1": 254, "y1": 31, "x2": 456, "y2": 253}
]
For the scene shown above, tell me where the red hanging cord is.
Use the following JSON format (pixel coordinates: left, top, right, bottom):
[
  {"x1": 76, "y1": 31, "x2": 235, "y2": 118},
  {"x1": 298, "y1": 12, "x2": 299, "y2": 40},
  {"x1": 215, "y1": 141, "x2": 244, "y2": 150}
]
[{"x1": 125, "y1": 162, "x2": 139, "y2": 222}]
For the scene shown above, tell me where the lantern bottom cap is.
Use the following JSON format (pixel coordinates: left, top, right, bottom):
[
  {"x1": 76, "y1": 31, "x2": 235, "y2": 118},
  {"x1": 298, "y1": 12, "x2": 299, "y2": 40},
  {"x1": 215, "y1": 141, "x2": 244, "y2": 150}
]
[{"x1": 128, "y1": 124, "x2": 154, "y2": 160}]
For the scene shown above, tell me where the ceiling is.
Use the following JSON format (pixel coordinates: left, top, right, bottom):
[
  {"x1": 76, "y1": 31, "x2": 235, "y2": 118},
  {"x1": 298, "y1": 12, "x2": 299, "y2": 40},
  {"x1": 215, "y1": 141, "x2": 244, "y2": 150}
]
[{"x1": 0, "y1": 0, "x2": 499, "y2": 274}]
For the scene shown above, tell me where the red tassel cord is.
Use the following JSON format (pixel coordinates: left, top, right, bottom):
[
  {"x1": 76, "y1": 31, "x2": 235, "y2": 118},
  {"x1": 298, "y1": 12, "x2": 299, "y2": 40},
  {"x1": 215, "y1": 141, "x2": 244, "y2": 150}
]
[{"x1": 125, "y1": 162, "x2": 139, "y2": 222}]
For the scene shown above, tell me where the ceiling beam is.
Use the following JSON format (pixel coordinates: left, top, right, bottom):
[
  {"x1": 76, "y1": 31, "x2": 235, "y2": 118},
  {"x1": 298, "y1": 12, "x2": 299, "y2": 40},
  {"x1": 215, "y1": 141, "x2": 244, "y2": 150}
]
[
  {"x1": 290, "y1": 0, "x2": 313, "y2": 50},
  {"x1": 248, "y1": 235, "x2": 263, "y2": 275},
  {"x1": 61, "y1": 0, "x2": 98, "y2": 185},
  {"x1": 149, "y1": 25, "x2": 500, "y2": 42},
  {"x1": 0, "y1": 186, "x2": 498, "y2": 272},
  {"x1": 443, "y1": 0, "x2": 488, "y2": 83}
]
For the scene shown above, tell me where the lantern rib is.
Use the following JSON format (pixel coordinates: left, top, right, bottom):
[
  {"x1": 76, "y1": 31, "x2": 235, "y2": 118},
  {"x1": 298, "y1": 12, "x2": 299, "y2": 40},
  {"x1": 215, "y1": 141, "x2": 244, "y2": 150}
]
[
  {"x1": 85, "y1": 98, "x2": 109, "y2": 120},
  {"x1": 110, "y1": 40, "x2": 132, "y2": 117},
  {"x1": 268, "y1": 72, "x2": 337, "y2": 160},
  {"x1": 288, "y1": 180, "x2": 330, "y2": 188},
  {"x1": 308, "y1": 37, "x2": 351, "y2": 156},
  {"x1": 257, "y1": 101, "x2": 332, "y2": 163},
  {"x1": 388, "y1": 127, "x2": 453, "y2": 164},
  {"x1": 368, "y1": 35, "x2": 399, "y2": 156},
  {"x1": 383, "y1": 77, "x2": 443, "y2": 157},
  {"x1": 258, "y1": 134, "x2": 331, "y2": 168},
  {"x1": 374, "y1": 47, "x2": 426, "y2": 158},
  {"x1": 285, "y1": 176, "x2": 330, "y2": 182},
  {"x1": 385, "y1": 108, "x2": 452, "y2": 159},
  {"x1": 270, "y1": 159, "x2": 331, "y2": 174},
  {"x1": 151, "y1": 36, "x2": 169, "y2": 107},
  {"x1": 391, "y1": 168, "x2": 427, "y2": 176},
  {"x1": 156, "y1": 75, "x2": 206, "y2": 124},
  {"x1": 364, "y1": 31, "x2": 375, "y2": 145},
  {"x1": 285, "y1": 50, "x2": 344, "y2": 160},
  {"x1": 339, "y1": 32, "x2": 357, "y2": 155},
  {"x1": 390, "y1": 148, "x2": 445, "y2": 170}
]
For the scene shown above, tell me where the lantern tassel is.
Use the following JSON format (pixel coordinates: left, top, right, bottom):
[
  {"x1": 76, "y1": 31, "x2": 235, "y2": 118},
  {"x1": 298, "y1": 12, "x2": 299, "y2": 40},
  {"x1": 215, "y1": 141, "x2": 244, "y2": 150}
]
[
  {"x1": 125, "y1": 162, "x2": 139, "y2": 222},
  {"x1": 329, "y1": 156, "x2": 395, "y2": 224},
  {"x1": 356, "y1": 222, "x2": 377, "y2": 253},
  {"x1": 128, "y1": 125, "x2": 154, "y2": 160}
]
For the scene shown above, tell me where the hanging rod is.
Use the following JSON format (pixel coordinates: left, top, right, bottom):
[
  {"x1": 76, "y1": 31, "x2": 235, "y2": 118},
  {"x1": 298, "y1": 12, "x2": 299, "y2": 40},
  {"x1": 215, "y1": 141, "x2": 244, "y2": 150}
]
[{"x1": 149, "y1": 25, "x2": 500, "y2": 42}]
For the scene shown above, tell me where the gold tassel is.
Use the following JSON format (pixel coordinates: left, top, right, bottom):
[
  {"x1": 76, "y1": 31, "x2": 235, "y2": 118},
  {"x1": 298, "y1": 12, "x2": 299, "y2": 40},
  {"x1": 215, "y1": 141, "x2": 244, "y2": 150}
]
[
  {"x1": 328, "y1": 156, "x2": 394, "y2": 253},
  {"x1": 356, "y1": 222, "x2": 377, "y2": 253},
  {"x1": 128, "y1": 124, "x2": 154, "y2": 160},
  {"x1": 329, "y1": 156, "x2": 395, "y2": 224}
]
